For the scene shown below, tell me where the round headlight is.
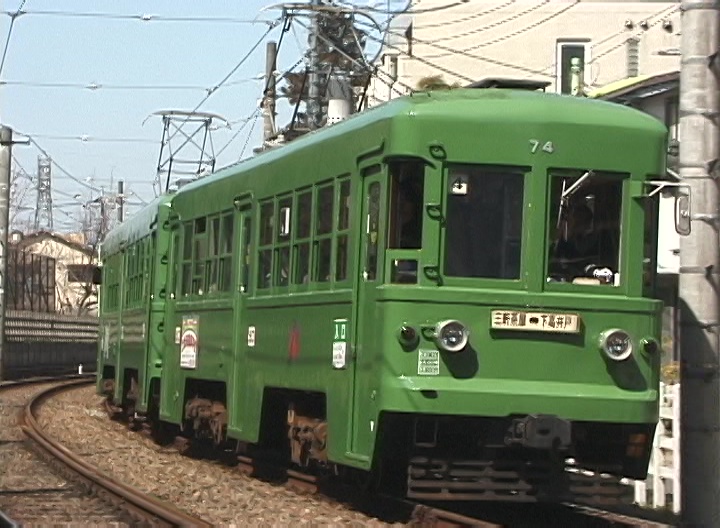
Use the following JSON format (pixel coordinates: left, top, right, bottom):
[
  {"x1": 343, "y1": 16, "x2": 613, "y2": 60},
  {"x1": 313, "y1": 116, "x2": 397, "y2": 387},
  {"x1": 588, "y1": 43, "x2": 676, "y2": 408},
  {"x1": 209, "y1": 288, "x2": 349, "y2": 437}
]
[
  {"x1": 599, "y1": 329, "x2": 633, "y2": 361},
  {"x1": 435, "y1": 320, "x2": 469, "y2": 353}
]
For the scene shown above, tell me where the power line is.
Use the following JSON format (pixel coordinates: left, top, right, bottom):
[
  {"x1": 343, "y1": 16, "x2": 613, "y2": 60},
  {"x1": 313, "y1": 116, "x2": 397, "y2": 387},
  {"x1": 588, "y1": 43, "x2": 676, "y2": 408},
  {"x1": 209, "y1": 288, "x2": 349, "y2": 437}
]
[
  {"x1": 21, "y1": 135, "x2": 101, "y2": 192},
  {"x1": 0, "y1": 77, "x2": 261, "y2": 91},
  {"x1": 414, "y1": 0, "x2": 515, "y2": 30},
  {"x1": 422, "y1": 0, "x2": 547, "y2": 52},
  {"x1": 0, "y1": 0, "x2": 28, "y2": 78},
  {"x1": 21, "y1": 133, "x2": 157, "y2": 144},
  {"x1": 216, "y1": 109, "x2": 261, "y2": 158},
  {"x1": 1, "y1": 9, "x2": 276, "y2": 25},
  {"x1": 160, "y1": 20, "x2": 280, "y2": 155},
  {"x1": 423, "y1": 1, "x2": 580, "y2": 60}
]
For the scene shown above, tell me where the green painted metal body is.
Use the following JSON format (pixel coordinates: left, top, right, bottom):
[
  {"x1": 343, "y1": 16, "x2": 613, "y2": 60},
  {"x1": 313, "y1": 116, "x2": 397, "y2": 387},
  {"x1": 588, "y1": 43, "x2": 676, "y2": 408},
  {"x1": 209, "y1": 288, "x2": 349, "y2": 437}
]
[
  {"x1": 101, "y1": 88, "x2": 666, "y2": 475},
  {"x1": 97, "y1": 195, "x2": 173, "y2": 412}
]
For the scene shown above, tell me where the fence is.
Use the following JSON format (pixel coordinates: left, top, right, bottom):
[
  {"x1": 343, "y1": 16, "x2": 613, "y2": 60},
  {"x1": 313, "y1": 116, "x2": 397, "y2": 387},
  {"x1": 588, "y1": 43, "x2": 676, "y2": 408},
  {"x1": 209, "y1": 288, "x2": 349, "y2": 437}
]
[
  {"x1": 631, "y1": 382, "x2": 680, "y2": 513},
  {"x1": 1, "y1": 309, "x2": 98, "y2": 379}
]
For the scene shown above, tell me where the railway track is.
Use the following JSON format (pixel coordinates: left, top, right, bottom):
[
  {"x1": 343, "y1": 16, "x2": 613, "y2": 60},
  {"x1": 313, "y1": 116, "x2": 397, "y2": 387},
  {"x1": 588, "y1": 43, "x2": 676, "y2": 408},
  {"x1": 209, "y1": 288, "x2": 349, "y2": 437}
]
[
  {"x1": 3, "y1": 377, "x2": 212, "y2": 527},
  {"x1": 27, "y1": 379, "x2": 673, "y2": 527}
]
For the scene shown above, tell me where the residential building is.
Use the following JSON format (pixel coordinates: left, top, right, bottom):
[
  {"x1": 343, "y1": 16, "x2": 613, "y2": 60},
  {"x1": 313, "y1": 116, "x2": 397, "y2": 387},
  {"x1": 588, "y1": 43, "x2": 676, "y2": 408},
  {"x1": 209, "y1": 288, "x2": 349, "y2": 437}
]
[
  {"x1": 368, "y1": 0, "x2": 680, "y2": 102},
  {"x1": 13, "y1": 231, "x2": 98, "y2": 315}
]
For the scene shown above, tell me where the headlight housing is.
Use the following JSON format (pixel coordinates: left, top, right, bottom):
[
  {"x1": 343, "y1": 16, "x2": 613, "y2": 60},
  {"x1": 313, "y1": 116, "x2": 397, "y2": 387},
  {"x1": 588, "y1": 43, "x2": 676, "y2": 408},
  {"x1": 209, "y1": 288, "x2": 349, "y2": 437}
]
[
  {"x1": 434, "y1": 320, "x2": 469, "y2": 353},
  {"x1": 599, "y1": 329, "x2": 633, "y2": 361}
]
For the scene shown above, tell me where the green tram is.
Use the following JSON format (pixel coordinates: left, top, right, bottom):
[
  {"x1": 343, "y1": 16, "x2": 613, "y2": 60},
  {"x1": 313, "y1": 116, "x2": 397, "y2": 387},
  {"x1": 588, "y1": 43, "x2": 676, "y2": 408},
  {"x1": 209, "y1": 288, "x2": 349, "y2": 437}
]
[{"x1": 98, "y1": 86, "x2": 681, "y2": 502}]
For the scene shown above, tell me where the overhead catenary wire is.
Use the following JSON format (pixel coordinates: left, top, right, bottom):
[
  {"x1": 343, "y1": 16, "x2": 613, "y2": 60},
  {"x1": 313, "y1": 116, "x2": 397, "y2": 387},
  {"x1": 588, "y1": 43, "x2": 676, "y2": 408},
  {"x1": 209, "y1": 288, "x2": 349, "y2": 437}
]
[
  {"x1": 159, "y1": 20, "x2": 280, "y2": 162},
  {"x1": 0, "y1": 0, "x2": 28, "y2": 78},
  {"x1": 0, "y1": 77, "x2": 261, "y2": 91},
  {"x1": 21, "y1": 133, "x2": 157, "y2": 144},
  {"x1": 1, "y1": 9, "x2": 276, "y2": 25},
  {"x1": 414, "y1": 0, "x2": 515, "y2": 30},
  {"x1": 20, "y1": 134, "x2": 101, "y2": 193},
  {"x1": 422, "y1": 0, "x2": 547, "y2": 52},
  {"x1": 422, "y1": 0, "x2": 580, "y2": 60}
]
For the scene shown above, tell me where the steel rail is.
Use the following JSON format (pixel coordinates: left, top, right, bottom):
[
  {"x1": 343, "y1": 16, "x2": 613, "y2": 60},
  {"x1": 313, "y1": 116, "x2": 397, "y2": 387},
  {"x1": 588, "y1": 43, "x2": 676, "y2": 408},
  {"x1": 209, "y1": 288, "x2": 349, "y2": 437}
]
[{"x1": 19, "y1": 378, "x2": 213, "y2": 528}]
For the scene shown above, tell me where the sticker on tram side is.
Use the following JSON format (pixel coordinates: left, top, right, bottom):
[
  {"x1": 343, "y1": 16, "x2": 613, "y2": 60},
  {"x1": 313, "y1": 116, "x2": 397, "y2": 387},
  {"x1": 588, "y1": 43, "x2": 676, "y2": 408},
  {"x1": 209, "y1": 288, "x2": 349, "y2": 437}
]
[
  {"x1": 180, "y1": 315, "x2": 199, "y2": 369},
  {"x1": 174, "y1": 326, "x2": 181, "y2": 344},
  {"x1": 418, "y1": 349, "x2": 440, "y2": 376},
  {"x1": 248, "y1": 326, "x2": 256, "y2": 347},
  {"x1": 332, "y1": 318, "x2": 348, "y2": 369}
]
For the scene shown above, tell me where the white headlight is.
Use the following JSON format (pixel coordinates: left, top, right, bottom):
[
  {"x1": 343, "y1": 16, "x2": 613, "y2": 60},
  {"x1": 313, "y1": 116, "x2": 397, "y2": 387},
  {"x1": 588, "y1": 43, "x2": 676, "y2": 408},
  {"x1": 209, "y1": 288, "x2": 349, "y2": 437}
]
[
  {"x1": 435, "y1": 320, "x2": 469, "y2": 353},
  {"x1": 599, "y1": 329, "x2": 633, "y2": 361}
]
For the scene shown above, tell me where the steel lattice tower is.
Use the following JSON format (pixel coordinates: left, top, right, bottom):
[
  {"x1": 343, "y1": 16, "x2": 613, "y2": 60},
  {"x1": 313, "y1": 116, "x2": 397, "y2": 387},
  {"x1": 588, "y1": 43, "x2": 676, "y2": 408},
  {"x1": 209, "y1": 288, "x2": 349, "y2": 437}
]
[{"x1": 34, "y1": 155, "x2": 53, "y2": 231}]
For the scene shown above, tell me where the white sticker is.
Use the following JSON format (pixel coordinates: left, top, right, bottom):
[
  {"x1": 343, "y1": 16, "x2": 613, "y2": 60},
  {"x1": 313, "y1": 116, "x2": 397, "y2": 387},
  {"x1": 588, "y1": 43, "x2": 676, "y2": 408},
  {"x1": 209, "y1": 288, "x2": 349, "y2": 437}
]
[
  {"x1": 248, "y1": 326, "x2": 256, "y2": 347},
  {"x1": 180, "y1": 316, "x2": 199, "y2": 369},
  {"x1": 332, "y1": 318, "x2": 348, "y2": 369},
  {"x1": 450, "y1": 175, "x2": 468, "y2": 195},
  {"x1": 174, "y1": 326, "x2": 181, "y2": 344},
  {"x1": 418, "y1": 349, "x2": 440, "y2": 376},
  {"x1": 332, "y1": 341, "x2": 347, "y2": 369}
]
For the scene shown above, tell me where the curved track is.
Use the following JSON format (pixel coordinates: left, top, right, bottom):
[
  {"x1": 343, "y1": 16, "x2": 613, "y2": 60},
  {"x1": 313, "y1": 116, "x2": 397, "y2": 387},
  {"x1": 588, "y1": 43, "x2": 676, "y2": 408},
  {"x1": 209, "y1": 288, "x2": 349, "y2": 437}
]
[{"x1": 17, "y1": 378, "x2": 212, "y2": 527}]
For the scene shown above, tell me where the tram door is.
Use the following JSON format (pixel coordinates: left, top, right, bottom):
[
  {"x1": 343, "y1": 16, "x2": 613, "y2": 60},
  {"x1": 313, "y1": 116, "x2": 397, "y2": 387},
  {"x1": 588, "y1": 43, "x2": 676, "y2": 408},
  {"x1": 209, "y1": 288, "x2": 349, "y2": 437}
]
[
  {"x1": 352, "y1": 164, "x2": 386, "y2": 457},
  {"x1": 229, "y1": 196, "x2": 253, "y2": 430}
]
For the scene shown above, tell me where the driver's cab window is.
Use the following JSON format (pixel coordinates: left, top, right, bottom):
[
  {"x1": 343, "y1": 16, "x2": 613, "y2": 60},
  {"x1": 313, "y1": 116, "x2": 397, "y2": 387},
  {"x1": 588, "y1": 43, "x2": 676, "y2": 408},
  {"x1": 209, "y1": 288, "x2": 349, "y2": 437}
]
[
  {"x1": 547, "y1": 170, "x2": 623, "y2": 286},
  {"x1": 388, "y1": 161, "x2": 424, "y2": 284}
]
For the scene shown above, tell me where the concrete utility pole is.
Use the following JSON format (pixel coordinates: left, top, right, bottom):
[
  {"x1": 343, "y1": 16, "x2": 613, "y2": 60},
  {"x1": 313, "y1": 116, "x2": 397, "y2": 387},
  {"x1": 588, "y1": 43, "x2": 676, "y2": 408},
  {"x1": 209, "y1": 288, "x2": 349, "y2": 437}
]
[
  {"x1": 678, "y1": 0, "x2": 720, "y2": 525},
  {"x1": 0, "y1": 127, "x2": 12, "y2": 381},
  {"x1": 263, "y1": 41, "x2": 277, "y2": 142}
]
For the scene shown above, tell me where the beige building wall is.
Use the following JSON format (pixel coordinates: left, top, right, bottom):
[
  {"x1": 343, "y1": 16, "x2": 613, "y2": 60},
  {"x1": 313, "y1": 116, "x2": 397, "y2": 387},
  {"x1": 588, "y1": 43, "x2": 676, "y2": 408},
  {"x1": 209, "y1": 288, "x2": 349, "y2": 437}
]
[
  {"x1": 369, "y1": 0, "x2": 680, "y2": 103},
  {"x1": 23, "y1": 238, "x2": 97, "y2": 315}
]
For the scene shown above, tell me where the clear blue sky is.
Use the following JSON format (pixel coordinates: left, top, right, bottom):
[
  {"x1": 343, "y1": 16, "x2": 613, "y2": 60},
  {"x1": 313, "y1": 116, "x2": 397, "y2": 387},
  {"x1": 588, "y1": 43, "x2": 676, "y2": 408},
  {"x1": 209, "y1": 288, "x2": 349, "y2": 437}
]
[{"x1": 0, "y1": 0, "x2": 316, "y2": 231}]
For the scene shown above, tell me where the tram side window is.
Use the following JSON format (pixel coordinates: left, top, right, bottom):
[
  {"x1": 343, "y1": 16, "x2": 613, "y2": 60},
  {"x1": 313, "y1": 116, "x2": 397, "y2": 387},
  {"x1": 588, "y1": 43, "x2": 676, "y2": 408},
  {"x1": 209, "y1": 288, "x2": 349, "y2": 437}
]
[
  {"x1": 315, "y1": 184, "x2": 334, "y2": 282},
  {"x1": 389, "y1": 162, "x2": 424, "y2": 250},
  {"x1": 192, "y1": 218, "x2": 208, "y2": 295},
  {"x1": 388, "y1": 161, "x2": 424, "y2": 284},
  {"x1": 181, "y1": 223, "x2": 193, "y2": 296},
  {"x1": 336, "y1": 178, "x2": 351, "y2": 281},
  {"x1": 219, "y1": 213, "x2": 234, "y2": 292},
  {"x1": 293, "y1": 190, "x2": 312, "y2": 284},
  {"x1": 275, "y1": 195, "x2": 292, "y2": 287},
  {"x1": 547, "y1": 171, "x2": 623, "y2": 286},
  {"x1": 365, "y1": 182, "x2": 381, "y2": 281},
  {"x1": 444, "y1": 165, "x2": 525, "y2": 279},
  {"x1": 241, "y1": 215, "x2": 252, "y2": 292},
  {"x1": 257, "y1": 201, "x2": 274, "y2": 289}
]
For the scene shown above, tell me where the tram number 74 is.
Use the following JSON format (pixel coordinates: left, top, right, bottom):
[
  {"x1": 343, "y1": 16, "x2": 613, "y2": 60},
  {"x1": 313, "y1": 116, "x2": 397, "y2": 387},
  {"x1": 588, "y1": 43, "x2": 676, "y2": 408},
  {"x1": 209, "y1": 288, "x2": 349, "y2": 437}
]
[{"x1": 529, "y1": 139, "x2": 554, "y2": 154}]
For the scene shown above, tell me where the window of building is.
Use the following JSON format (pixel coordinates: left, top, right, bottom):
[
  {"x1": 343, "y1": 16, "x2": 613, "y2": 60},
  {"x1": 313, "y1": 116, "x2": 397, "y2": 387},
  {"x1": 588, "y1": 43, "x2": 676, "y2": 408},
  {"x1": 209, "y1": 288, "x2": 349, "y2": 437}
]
[
  {"x1": 556, "y1": 40, "x2": 589, "y2": 95},
  {"x1": 444, "y1": 165, "x2": 525, "y2": 279},
  {"x1": 547, "y1": 170, "x2": 624, "y2": 286}
]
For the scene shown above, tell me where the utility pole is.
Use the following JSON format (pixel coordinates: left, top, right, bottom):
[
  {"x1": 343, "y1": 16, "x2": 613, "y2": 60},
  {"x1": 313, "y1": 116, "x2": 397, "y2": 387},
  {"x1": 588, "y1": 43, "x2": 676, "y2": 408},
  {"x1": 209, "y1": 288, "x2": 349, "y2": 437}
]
[
  {"x1": 307, "y1": 0, "x2": 324, "y2": 129},
  {"x1": 678, "y1": 0, "x2": 720, "y2": 525},
  {"x1": 263, "y1": 41, "x2": 277, "y2": 142},
  {"x1": 117, "y1": 180, "x2": 125, "y2": 223},
  {"x1": 0, "y1": 127, "x2": 12, "y2": 381}
]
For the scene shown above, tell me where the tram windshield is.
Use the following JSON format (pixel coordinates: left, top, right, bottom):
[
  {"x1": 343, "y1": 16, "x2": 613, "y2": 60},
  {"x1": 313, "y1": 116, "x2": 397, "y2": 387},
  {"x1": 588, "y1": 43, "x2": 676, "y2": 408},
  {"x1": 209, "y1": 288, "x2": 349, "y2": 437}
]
[
  {"x1": 547, "y1": 170, "x2": 623, "y2": 286},
  {"x1": 444, "y1": 164, "x2": 525, "y2": 279}
]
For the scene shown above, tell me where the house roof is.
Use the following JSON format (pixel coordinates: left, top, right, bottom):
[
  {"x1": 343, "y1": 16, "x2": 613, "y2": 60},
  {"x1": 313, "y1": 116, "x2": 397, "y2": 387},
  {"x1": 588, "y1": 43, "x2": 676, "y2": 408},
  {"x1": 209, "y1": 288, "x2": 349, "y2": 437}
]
[
  {"x1": 13, "y1": 231, "x2": 94, "y2": 256},
  {"x1": 589, "y1": 71, "x2": 679, "y2": 103}
]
